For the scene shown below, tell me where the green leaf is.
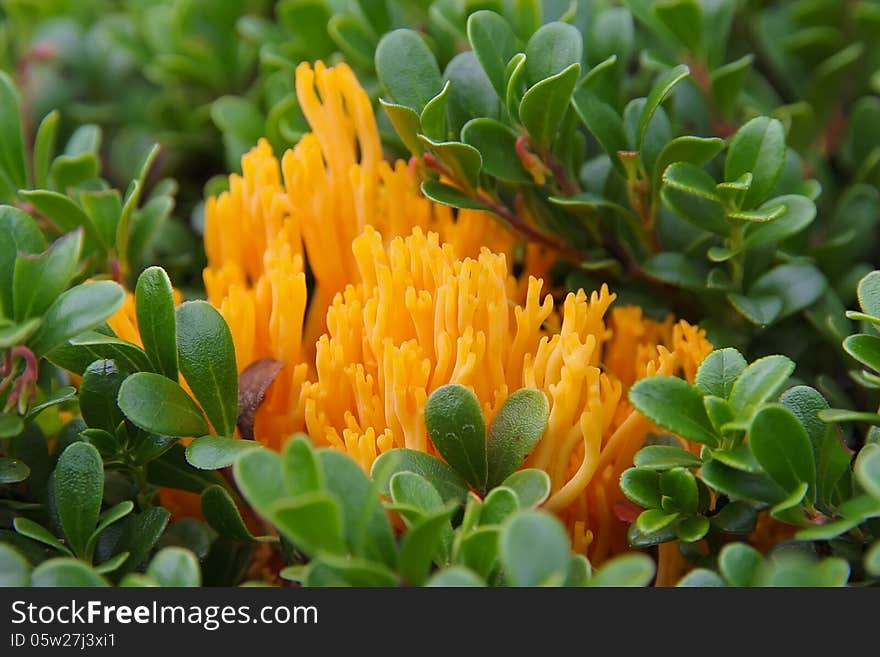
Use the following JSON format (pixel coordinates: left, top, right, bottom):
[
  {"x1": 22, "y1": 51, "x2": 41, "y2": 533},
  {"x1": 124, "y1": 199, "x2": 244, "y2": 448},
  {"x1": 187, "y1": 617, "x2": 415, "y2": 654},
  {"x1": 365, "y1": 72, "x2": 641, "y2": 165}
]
[
  {"x1": 501, "y1": 468, "x2": 551, "y2": 508},
  {"x1": 629, "y1": 376, "x2": 719, "y2": 446},
  {"x1": 54, "y1": 441, "x2": 103, "y2": 558},
  {"x1": 695, "y1": 348, "x2": 747, "y2": 398},
  {"x1": 420, "y1": 81, "x2": 449, "y2": 141},
  {"x1": 399, "y1": 510, "x2": 455, "y2": 585},
  {"x1": 13, "y1": 517, "x2": 72, "y2": 555},
  {"x1": 0, "y1": 318, "x2": 40, "y2": 350},
  {"x1": 654, "y1": 0, "x2": 702, "y2": 52},
  {"x1": 31, "y1": 559, "x2": 108, "y2": 587},
  {"x1": 381, "y1": 99, "x2": 424, "y2": 156},
  {"x1": 318, "y1": 449, "x2": 396, "y2": 568},
  {"x1": 32, "y1": 110, "x2": 59, "y2": 190},
  {"x1": 390, "y1": 471, "x2": 445, "y2": 516},
  {"x1": 0, "y1": 71, "x2": 27, "y2": 192},
  {"x1": 303, "y1": 555, "x2": 398, "y2": 587},
  {"x1": 426, "y1": 566, "x2": 485, "y2": 587},
  {"x1": 0, "y1": 207, "x2": 43, "y2": 315},
  {"x1": 0, "y1": 457, "x2": 29, "y2": 483},
  {"x1": 80, "y1": 190, "x2": 122, "y2": 252},
  {"x1": 639, "y1": 64, "x2": 689, "y2": 147},
  {"x1": 855, "y1": 444, "x2": 880, "y2": 499},
  {"x1": 711, "y1": 54, "x2": 754, "y2": 115},
  {"x1": 500, "y1": 510, "x2": 570, "y2": 586},
  {"x1": 444, "y1": 52, "x2": 499, "y2": 134},
  {"x1": 176, "y1": 301, "x2": 238, "y2": 437},
  {"x1": 642, "y1": 253, "x2": 706, "y2": 289},
  {"x1": 711, "y1": 501, "x2": 757, "y2": 534},
  {"x1": 13, "y1": 229, "x2": 83, "y2": 321},
  {"x1": 857, "y1": 270, "x2": 880, "y2": 319},
  {"x1": 327, "y1": 14, "x2": 376, "y2": 70},
  {"x1": 660, "y1": 467, "x2": 699, "y2": 513},
  {"x1": 113, "y1": 507, "x2": 171, "y2": 576},
  {"x1": 590, "y1": 552, "x2": 655, "y2": 587},
  {"x1": 676, "y1": 515, "x2": 710, "y2": 542},
  {"x1": 371, "y1": 448, "x2": 469, "y2": 504},
  {"x1": 662, "y1": 162, "x2": 720, "y2": 201},
  {"x1": 461, "y1": 118, "x2": 531, "y2": 183},
  {"x1": 486, "y1": 388, "x2": 549, "y2": 488},
  {"x1": 480, "y1": 486, "x2": 520, "y2": 525},
  {"x1": 271, "y1": 491, "x2": 346, "y2": 557},
  {"x1": 17, "y1": 190, "x2": 103, "y2": 253},
  {"x1": 79, "y1": 359, "x2": 126, "y2": 433},
  {"x1": 865, "y1": 542, "x2": 880, "y2": 577},
  {"x1": 460, "y1": 526, "x2": 500, "y2": 580},
  {"x1": 727, "y1": 293, "x2": 783, "y2": 326},
  {"x1": 571, "y1": 89, "x2": 628, "y2": 174},
  {"x1": 620, "y1": 468, "x2": 662, "y2": 508},
  {"x1": 201, "y1": 485, "x2": 258, "y2": 542},
  {"x1": 86, "y1": 500, "x2": 134, "y2": 559},
  {"x1": 653, "y1": 135, "x2": 724, "y2": 196},
  {"x1": 420, "y1": 180, "x2": 488, "y2": 210},
  {"x1": 749, "y1": 405, "x2": 816, "y2": 497},
  {"x1": 0, "y1": 413, "x2": 25, "y2": 439},
  {"x1": 185, "y1": 435, "x2": 260, "y2": 470},
  {"x1": 467, "y1": 10, "x2": 518, "y2": 98},
  {"x1": 424, "y1": 383, "x2": 488, "y2": 491},
  {"x1": 0, "y1": 544, "x2": 31, "y2": 586},
  {"x1": 29, "y1": 281, "x2": 125, "y2": 357},
  {"x1": 718, "y1": 542, "x2": 762, "y2": 586},
  {"x1": 94, "y1": 552, "x2": 130, "y2": 575},
  {"x1": 728, "y1": 355, "x2": 794, "y2": 420},
  {"x1": 520, "y1": 63, "x2": 580, "y2": 147},
  {"x1": 375, "y1": 29, "x2": 442, "y2": 113},
  {"x1": 564, "y1": 554, "x2": 592, "y2": 587},
  {"x1": 741, "y1": 194, "x2": 816, "y2": 251},
  {"x1": 746, "y1": 264, "x2": 826, "y2": 323},
  {"x1": 146, "y1": 547, "x2": 201, "y2": 587},
  {"x1": 118, "y1": 372, "x2": 208, "y2": 437},
  {"x1": 780, "y1": 385, "x2": 829, "y2": 450},
  {"x1": 135, "y1": 267, "x2": 178, "y2": 380},
  {"x1": 845, "y1": 334, "x2": 880, "y2": 373},
  {"x1": 700, "y1": 459, "x2": 786, "y2": 505},
  {"x1": 677, "y1": 568, "x2": 725, "y2": 587},
  {"x1": 637, "y1": 509, "x2": 679, "y2": 533},
  {"x1": 524, "y1": 22, "x2": 582, "y2": 84},
  {"x1": 50, "y1": 331, "x2": 153, "y2": 375},
  {"x1": 634, "y1": 445, "x2": 702, "y2": 470},
  {"x1": 419, "y1": 136, "x2": 482, "y2": 191},
  {"x1": 282, "y1": 434, "x2": 322, "y2": 497},
  {"x1": 724, "y1": 116, "x2": 786, "y2": 208},
  {"x1": 26, "y1": 385, "x2": 76, "y2": 420},
  {"x1": 233, "y1": 448, "x2": 284, "y2": 517}
]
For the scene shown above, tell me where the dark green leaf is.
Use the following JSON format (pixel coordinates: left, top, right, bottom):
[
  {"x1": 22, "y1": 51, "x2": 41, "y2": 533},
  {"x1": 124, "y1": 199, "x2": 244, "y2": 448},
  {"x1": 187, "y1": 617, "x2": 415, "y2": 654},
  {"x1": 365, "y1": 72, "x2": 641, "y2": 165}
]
[
  {"x1": 728, "y1": 355, "x2": 794, "y2": 420},
  {"x1": 118, "y1": 372, "x2": 208, "y2": 437},
  {"x1": 461, "y1": 118, "x2": 531, "y2": 183},
  {"x1": 54, "y1": 442, "x2": 103, "y2": 558},
  {"x1": 0, "y1": 71, "x2": 27, "y2": 192},
  {"x1": 467, "y1": 10, "x2": 518, "y2": 98},
  {"x1": 620, "y1": 468, "x2": 662, "y2": 508},
  {"x1": 0, "y1": 457, "x2": 30, "y2": 483},
  {"x1": 202, "y1": 485, "x2": 258, "y2": 542},
  {"x1": 424, "y1": 383, "x2": 488, "y2": 491},
  {"x1": 185, "y1": 435, "x2": 261, "y2": 470},
  {"x1": 375, "y1": 29, "x2": 442, "y2": 112},
  {"x1": 444, "y1": 52, "x2": 499, "y2": 134},
  {"x1": 176, "y1": 301, "x2": 238, "y2": 436},
  {"x1": 371, "y1": 448, "x2": 469, "y2": 504},
  {"x1": 524, "y1": 22, "x2": 582, "y2": 84},
  {"x1": 31, "y1": 559, "x2": 108, "y2": 587},
  {"x1": 634, "y1": 445, "x2": 702, "y2": 470},
  {"x1": 520, "y1": 63, "x2": 580, "y2": 147},
  {"x1": 724, "y1": 116, "x2": 786, "y2": 208},
  {"x1": 695, "y1": 348, "x2": 747, "y2": 398},
  {"x1": 29, "y1": 281, "x2": 125, "y2": 357},
  {"x1": 79, "y1": 359, "x2": 126, "y2": 433},
  {"x1": 700, "y1": 459, "x2": 786, "y2": 505},
  {"x1": 748, "y1": 407, "x2": 814, "y2": 496},
  {"x1": 135, "y1": 267, "x2": 178, "y2": 380},
  {"x1": 639, "y1": 64, "x2": 689, "y2": 147},
  {"x1": 629, "y1": 376, "x2": 719, "y2": 446},
  {"x1": 13, "y1": 229, "x2": 83, "y2": 321},
  {"x1": 420, "y1": 180, "x2": 488, "y2": 210},
  {"x1": 399, "y1": 510, "x2": 455, "y2": 585},
  {"x1": 486, "y1": 388, "x2": 549, "y2": 488}
]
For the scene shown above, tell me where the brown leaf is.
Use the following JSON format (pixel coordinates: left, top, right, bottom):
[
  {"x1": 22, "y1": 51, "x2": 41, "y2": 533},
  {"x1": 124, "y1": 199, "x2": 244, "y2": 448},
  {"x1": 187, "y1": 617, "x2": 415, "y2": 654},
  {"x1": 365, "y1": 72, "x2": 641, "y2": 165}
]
[{"x1": 237, "y1": 358, "x2": 284, "y2": 441}]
